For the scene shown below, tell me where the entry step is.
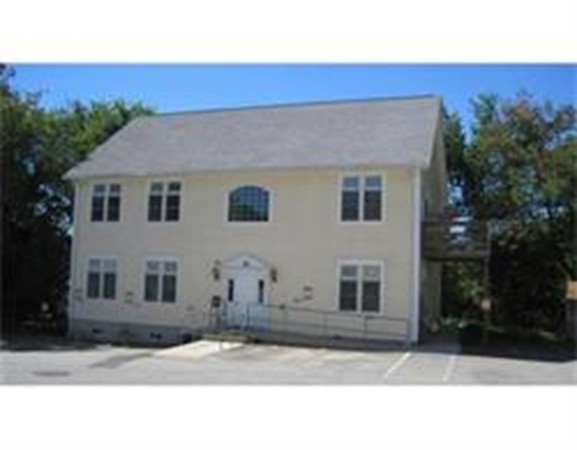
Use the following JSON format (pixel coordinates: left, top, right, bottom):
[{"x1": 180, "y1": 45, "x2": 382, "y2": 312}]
[{"x1": 202, "y1": 332, "x2": 252, "y2": 343}]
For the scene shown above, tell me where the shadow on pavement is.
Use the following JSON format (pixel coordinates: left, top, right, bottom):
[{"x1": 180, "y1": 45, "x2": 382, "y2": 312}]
[
  {"x1": 457, "y1": 326, "x2": 576, "y2": 363},
  {"x1": 416, "y1": 332, "x2": 576, "y2": 363},
  {"x1": 3, "y1": 329, "x2": 575, "y2": 363},
  {"x1": 1, "y1": 332, "x2": 99, "y2": 352},
  {"x1": 459, "y1": 342, "x2": 576, "y2": 363}
]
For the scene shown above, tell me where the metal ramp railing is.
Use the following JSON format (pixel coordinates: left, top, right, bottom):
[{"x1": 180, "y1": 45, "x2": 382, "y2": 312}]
[{"x1": 207, "y1": 302, "x2": 411, "y2": 346}]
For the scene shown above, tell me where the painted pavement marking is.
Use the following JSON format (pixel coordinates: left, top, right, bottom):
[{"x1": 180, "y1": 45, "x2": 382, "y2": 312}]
[
  {"x1": 442, "y1": 354, "x2": 458, "y2": 383},
  {"x1": 382, "y1": 351, "x2": 412, "y2": 380}
]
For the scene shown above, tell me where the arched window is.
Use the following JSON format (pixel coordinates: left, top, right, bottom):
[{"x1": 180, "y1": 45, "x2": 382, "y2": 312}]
[{"x1": 228, "y1": 186, "x2": 270, "y2": 222}]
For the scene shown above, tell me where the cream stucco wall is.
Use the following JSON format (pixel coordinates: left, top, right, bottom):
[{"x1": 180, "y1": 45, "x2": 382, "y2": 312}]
[{"x1": 69, "y1": 166, "x2": 417, "y2": 341}]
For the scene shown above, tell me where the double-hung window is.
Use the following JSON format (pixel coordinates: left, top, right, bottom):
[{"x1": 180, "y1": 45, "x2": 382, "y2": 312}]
[
  {"x1": 338, "y1": 262, "x2": 382, "y2": 313},
  {"x1": 144, "y1": 260, "x2": 178, "y2": 303},
  {"x1": 86, "y1": 258, "x2": 117, "y2": 300},
  {"x1": 340, "y1": 175, "x2": 383, "y2": 222},
  {"x1": 91, "y1": 184, "x2": 121, "y2": 222},
  {"x1": 148, "y1": 182, "x2": 181, "y2": 222}
]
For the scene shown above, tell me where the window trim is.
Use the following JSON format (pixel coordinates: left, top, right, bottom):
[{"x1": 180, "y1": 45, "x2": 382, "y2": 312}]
[
  {"x1": 146, "y1": 179, "x2": 184, "y2": 224},
  {"x1": 89, "y1": 182, "x2": 122, "y2": 224},
  {"x1": 224, "y1": 184, "x2": 273, "y2": 225},
  {"x1": 338, "y1": 173, "x2": 385, "y2": 224},
  {"x1": 142, "y1": 257, "x2": 180, "y2": 304},
  {"x1": 85, "y1": 255, "x2": 119, "y2": 301},
  {"x1": 335, "y1": 259, "x2": 385, "y2": 315}
]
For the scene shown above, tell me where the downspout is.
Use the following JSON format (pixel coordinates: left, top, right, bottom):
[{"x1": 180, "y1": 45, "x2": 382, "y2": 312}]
[{"x1": 411, "y1": 168, "x2": 422, "y2": 343}]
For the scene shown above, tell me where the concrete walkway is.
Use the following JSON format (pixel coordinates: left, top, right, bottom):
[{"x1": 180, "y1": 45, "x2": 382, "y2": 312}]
[{"x1": 156, "y1": 340, "x2": 244, "y2": 360}]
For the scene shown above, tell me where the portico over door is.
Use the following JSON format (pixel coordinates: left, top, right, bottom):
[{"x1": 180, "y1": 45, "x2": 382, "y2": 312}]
[{"x1": 222, "y1": 254, "x2": 270, "y2": 329}]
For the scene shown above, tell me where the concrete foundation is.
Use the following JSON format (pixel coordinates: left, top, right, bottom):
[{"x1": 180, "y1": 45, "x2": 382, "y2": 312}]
[{"x1": 68, "y1": 319, "x2": 201, "y2": 346}]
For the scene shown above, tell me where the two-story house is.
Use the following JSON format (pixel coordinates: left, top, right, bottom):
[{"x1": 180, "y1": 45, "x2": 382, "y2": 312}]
[{"x1": 65, "y1": 95, "x2": 447, "y2": 346}]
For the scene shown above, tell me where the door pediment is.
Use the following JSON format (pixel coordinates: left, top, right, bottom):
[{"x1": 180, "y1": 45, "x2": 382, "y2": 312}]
[{"x1": 222, "y1": 253, "x2": 270, "y2": 271}]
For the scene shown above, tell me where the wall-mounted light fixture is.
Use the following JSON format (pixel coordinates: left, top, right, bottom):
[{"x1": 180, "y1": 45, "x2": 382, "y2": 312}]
[
  {"x1": 270, "y1": 267, "x2": 278, "y2": 283},
  {"x1": 212, "y1": 260, "x2": 221, "y2": 281},
  {"x1": 303, "y1": 285, "x2": 313, "y2": 301}
]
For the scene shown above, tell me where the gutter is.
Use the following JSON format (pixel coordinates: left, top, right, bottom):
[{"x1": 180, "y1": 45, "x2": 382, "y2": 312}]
[{"x1": 411, "y1": 168, "x2": 422, "y2": 343}]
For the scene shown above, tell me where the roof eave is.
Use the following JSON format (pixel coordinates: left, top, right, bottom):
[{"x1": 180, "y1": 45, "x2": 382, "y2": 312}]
[{"x1": 64, "y1": 161, "x2": 429, "y2": 181}]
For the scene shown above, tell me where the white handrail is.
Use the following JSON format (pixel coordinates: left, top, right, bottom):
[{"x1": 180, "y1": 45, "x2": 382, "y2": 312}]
[{"x1": 239, "y1": 302, "x2": 410, "y2": 344}]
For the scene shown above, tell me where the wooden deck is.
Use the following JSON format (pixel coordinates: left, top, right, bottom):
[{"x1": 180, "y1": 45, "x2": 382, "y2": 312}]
[{"x1": 422, "y1": 219, "x2": 490, "y2": 261}]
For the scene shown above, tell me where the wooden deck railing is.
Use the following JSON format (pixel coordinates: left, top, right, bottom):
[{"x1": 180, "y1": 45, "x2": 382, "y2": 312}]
[{"x1": 422, "y1": 218, "x2": 490, "y2": 261}]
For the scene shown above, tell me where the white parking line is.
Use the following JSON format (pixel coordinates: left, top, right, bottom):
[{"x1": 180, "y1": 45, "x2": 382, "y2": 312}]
[
  {"x1": 442, "y1": 354, "x2": 458, "y2": 383},
  {"x1": 383, "y1": 352, "x2": 412, "y2": 380}
]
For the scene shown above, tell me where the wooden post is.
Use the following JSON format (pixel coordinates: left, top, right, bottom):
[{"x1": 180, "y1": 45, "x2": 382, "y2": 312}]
[
  {"x1": 283, "y1": 306, "x2": 288, "y2": 334},
  {"x1": 566, "y1": 281, "x2": 577, "y2": 339},
  {"x1": 481, "y1": 256, "x2": 491, "y2": 345},
  {"x1": 481, "y1": 297, "x2": 491, "y2": 345}
]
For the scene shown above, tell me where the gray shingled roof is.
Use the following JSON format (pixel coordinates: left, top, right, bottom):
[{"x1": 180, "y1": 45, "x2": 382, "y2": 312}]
[{"x1": 65, "y1": 95, "x2": 442, "y2": 179}]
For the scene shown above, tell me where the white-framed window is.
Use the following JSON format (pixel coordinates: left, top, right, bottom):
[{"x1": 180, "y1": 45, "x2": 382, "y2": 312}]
[
  {"x1": 91, "y1": 183, "x2": 121, "y2": 222},
  {"x1": 338, "y1": 261, "x2": 383, "y2": 313},
  {"x1": 144, "y1": 259, "x2": 178, "y2": 303},
  {"x1": 227, "y1": 185, "x2": 270, "y2": 222},
  {"x1": 86, "y1": 258, "x2": 118, "y2": 300},
  {"x1": 340, "y1": 175, "x2": 383, "y2": 222},
  {"x1": 148, "y1": 181, "x2": 182, "y2": 222},
  {"x1": 227, "y1": 279, "x2": 235, "y2": 302}
]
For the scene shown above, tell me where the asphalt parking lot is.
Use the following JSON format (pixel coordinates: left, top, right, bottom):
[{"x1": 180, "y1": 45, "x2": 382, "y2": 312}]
[{"x1": 1, "y1": 336, "x2": 575, "y2": 385}]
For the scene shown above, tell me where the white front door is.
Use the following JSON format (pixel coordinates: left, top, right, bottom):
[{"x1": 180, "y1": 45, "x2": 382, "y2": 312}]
[
  {"x1": 222, "y1": 254, "x2": 270, "y2": 330},
  {"x1": 225, "y1": 271, "x2": 267, "y2": 329}
]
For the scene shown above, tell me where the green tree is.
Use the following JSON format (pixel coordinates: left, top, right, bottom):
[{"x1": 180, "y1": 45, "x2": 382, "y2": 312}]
[
  {"x1": 443, "y1": 108, "x2": 468, "y2": 212},
  {"x1": 444, "y1": 92, "x2": 576, "y2": 332},
  {"x1": 441, "y1": 108, "x2": 486, "y2": 320},
  {"x1": 1, "y1": 67, "x2": 154, "y2": 332}
]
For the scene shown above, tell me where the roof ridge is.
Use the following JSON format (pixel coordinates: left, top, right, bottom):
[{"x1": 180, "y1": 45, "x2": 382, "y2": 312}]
[{"x1": 145, "y1": 94, "x2": 440, "y2": 119}]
